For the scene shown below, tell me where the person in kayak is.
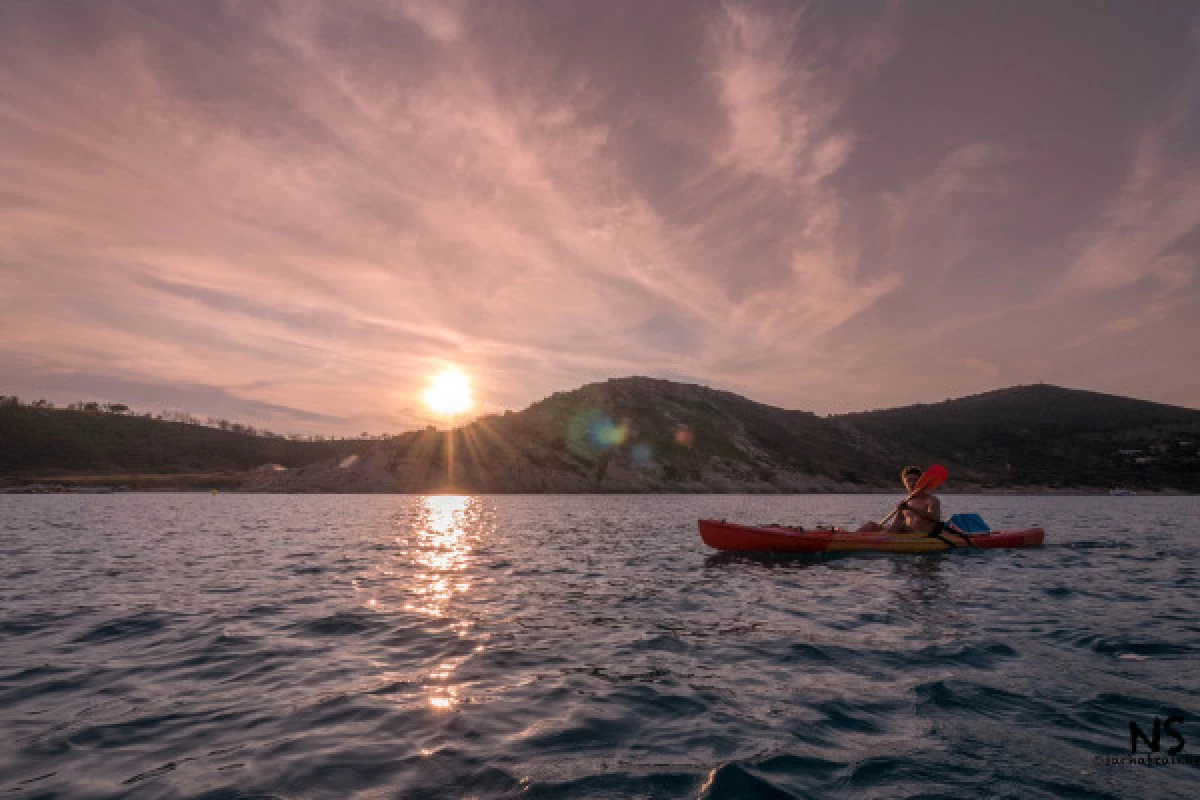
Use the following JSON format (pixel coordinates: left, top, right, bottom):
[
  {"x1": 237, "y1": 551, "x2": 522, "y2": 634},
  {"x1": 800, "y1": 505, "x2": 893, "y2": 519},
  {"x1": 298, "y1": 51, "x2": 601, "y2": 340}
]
[{"x1": 857, "y1": 466, "x2": 944, "y2": 533}]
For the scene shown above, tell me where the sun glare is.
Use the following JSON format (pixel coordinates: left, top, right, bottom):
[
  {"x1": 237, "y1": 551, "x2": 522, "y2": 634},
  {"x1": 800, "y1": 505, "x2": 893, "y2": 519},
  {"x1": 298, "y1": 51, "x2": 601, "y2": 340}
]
[{"x1": 424, "y1": 367, "x2": 472, "y2": 415}]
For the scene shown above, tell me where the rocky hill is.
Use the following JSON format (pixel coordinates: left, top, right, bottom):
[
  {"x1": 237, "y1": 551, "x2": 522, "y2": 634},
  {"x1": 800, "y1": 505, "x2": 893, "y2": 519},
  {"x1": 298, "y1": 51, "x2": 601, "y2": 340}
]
[{"x1": 240, "y1": 378, "x2": 1200, "y2": 493}]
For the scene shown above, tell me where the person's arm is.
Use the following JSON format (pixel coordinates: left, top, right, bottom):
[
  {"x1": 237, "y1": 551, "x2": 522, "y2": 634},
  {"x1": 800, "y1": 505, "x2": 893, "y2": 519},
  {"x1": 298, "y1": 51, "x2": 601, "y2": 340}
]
[{"x1": 899, "y1": 497, "x2": 941, "y2": 524}]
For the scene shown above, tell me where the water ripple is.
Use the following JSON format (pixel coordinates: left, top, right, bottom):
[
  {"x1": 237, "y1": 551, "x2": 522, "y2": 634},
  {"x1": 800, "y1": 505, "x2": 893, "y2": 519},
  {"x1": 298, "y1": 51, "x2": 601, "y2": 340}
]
[{"x1": 1, "y1": 493, "x2": 1197, "y2": 797}]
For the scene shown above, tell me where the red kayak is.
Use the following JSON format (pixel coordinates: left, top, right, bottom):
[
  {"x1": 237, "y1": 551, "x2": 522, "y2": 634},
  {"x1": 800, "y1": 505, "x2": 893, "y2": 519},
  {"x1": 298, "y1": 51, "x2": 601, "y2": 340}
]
[{"x1": 698, "y1": 519, "x2": 1045, "y2": 554}]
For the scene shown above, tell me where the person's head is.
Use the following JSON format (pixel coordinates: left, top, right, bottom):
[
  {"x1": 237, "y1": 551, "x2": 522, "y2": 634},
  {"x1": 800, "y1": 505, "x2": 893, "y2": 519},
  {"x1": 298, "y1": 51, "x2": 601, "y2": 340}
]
[{"x1": 901, "y1": 465, "x2": 923, "y2": 492}]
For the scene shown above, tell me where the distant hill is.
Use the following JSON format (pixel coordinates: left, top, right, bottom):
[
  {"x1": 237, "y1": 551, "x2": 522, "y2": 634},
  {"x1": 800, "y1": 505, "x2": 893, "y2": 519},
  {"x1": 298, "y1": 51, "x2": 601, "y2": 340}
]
[
  {"x1": 240, "y1": 378, "x2": 1200, "y2": 493},
  {"x1": 838, "y1": 384, "x2": 1200, "y2": 490},
  {"x1": 0, "y1": 403, "x2": 355, "y2": 479}
]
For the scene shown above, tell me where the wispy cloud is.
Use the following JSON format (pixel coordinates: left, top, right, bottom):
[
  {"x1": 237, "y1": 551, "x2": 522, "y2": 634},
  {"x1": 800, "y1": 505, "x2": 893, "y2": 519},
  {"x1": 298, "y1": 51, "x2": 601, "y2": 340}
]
[
  {"x1": 1057, "y1": 36, "x2": 1200, "y2": 297},
  {"x1": 2, "y1": 1, "x2": 1199, "y2": 429},
  {"x1": 1057, "y1": 129, "x2": 1200, "y2": 295}
]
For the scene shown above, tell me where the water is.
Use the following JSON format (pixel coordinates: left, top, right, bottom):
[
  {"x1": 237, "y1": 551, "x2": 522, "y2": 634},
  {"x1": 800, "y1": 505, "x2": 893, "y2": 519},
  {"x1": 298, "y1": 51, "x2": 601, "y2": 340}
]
[{"x1": 2, "y1": 494, "x2": 1197, "y2": 798}]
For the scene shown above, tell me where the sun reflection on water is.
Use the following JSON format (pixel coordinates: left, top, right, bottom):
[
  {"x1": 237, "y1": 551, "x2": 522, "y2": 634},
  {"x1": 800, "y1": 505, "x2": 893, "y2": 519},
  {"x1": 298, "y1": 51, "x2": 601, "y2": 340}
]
[
  {"x1": 407, "y1": 495, "x2": 472, "y2": 620},
  {"x1": 356, "y1": 495, "x2": 487, "y2": 711},
  {"x1": 414, "y1": 495, "x2": 478, "y2": 711}
]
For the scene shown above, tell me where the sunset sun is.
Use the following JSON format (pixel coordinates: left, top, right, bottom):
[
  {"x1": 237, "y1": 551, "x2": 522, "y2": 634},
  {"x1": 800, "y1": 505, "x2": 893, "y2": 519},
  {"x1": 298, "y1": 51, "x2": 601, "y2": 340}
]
[{"x1": 423, "y1": 367, "x2": 472, "y2": 415}]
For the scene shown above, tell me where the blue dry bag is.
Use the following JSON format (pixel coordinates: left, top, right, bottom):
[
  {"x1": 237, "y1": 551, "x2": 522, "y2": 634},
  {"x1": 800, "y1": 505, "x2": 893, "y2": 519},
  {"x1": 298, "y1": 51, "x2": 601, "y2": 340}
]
[{"x1": 947, "y1": 513, "x2": 990, "y2": 533}]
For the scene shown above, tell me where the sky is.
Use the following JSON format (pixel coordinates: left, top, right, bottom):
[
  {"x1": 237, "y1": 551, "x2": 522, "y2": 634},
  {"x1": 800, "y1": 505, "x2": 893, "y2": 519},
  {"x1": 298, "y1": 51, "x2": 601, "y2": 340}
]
[{"x1": 2, "y1": 0, "x2": 1199, "y2": 435}]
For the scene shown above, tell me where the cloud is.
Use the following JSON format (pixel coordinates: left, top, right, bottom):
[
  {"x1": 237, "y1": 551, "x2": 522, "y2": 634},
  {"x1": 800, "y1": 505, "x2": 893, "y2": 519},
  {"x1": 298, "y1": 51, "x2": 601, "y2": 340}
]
[
  {"x1": 2, "y1": 1, "x2": 1199, "y2": 430},
  {"x1": 396, "y1": 0, "x2": 464, "y2": 44},
  {"x1": 1056, "y1": 41, "x2": 1200, "y2": 297},
  {"x1": 1058, "y1": 131, "x2": 1200, "y2": 295}
]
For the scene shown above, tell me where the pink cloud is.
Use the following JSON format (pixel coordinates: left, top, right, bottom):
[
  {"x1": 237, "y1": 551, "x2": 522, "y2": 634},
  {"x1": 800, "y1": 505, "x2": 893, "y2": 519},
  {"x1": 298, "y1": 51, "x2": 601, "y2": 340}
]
[{"x1": 2, "y1": 1, "x2": 1199, "y2": 431}]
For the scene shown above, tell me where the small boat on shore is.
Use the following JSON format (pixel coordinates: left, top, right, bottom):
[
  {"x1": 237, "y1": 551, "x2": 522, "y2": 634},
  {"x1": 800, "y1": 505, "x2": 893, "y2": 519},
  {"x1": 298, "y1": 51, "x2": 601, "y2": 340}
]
[{"x1": 698, "y1": 519, "x2": 1045, "y2": 554}]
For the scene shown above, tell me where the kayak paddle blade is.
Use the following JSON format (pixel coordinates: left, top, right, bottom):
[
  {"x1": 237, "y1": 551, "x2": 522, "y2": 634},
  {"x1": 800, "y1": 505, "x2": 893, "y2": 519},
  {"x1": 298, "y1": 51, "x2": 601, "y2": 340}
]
[{"x1": 917, "y1": 464, "x2": 948, "y2": 492}]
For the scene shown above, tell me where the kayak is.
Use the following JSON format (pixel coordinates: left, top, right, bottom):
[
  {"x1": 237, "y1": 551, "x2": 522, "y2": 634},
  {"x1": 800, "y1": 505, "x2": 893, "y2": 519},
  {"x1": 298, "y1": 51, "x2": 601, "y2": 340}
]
[{"x1": 698, "y1": 519, "x2": 1045, "y2": 554}]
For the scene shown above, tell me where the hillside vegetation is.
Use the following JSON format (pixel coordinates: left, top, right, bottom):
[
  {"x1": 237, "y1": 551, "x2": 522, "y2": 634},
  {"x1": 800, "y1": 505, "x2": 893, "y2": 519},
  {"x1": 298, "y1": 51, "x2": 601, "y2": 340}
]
[
  {"x1": 0, "y1": 403, "x2": 354, "y2": 477},
  {"x1": 839, "y1": 384, "x2": 1200, "y2": 489},
  {"x1": 241, "y1": 379, "x2": 1200, "y2": 493},
  {"x1": 5, "y1": 380, "x2": 1197, "y2": 491}
]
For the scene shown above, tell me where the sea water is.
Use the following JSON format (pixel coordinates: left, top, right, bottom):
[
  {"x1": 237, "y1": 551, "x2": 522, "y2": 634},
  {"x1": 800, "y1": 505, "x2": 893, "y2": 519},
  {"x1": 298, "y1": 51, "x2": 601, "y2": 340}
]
[{"x1": 2, "y1": 494, "x2": 1197, "y2": 798}]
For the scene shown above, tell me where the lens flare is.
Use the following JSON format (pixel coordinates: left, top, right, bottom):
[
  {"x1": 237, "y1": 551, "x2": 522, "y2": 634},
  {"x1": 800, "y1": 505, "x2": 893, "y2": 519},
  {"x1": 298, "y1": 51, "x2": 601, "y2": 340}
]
[
  {"x1": 567, "y1": 409, "x2": 630, "y2": 458},
  {"x1": 674, "y1": 425, "x2": 694, "y2": 447},
  {"x1": 589, "y1": 418, "x2": 628, "y2": 448}
]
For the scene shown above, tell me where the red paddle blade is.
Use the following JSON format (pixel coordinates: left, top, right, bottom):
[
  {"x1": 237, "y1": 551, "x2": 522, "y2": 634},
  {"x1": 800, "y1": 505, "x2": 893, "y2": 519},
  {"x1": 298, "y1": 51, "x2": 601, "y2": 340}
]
[{"x1": 916, "y1": 464, "x2": 948, "y2": 491}]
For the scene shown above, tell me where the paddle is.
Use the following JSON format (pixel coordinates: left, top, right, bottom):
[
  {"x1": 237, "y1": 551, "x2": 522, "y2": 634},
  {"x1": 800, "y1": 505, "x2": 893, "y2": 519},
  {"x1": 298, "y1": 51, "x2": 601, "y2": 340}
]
[{"x1": 879, "y1": 464, "x2": 948, "y2": 528}]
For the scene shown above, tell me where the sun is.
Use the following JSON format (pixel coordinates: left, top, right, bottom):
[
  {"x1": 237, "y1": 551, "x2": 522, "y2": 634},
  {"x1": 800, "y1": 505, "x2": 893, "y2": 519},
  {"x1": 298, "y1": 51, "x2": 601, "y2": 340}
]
[{"x1": 424, "y1": 367, "x2": 472, "y2": 415}]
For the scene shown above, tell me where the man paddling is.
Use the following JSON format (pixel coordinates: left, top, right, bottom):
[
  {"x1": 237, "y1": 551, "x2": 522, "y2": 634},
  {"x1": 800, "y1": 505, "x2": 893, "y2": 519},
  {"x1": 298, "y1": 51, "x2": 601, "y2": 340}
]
[{"x1": 858, "y1": 466, "x2": 943, "y2": 533}]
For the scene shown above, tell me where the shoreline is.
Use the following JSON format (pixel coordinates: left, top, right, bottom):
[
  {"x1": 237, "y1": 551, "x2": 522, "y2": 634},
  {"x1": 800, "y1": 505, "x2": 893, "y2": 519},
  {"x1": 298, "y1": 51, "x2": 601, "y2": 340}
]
[{"x1": 1, "y1": 480, "x2": 1193, "y2": 497}]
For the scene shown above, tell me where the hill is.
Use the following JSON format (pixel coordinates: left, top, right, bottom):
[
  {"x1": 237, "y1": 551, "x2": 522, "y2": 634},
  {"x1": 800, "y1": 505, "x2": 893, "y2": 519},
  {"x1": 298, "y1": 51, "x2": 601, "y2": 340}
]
[
  {"x1": 0, "y1": 403, "x2": 355, "y2": 481},
  {"x1": 240, "y1": 379, "x2": 1200, "y2": 493},
  {"x1": 838, "y1": 384, "x2": 1200, "y2": 490},
  {"x1": 242, "y1": 377, "x2": 880, "y2": 493}
]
